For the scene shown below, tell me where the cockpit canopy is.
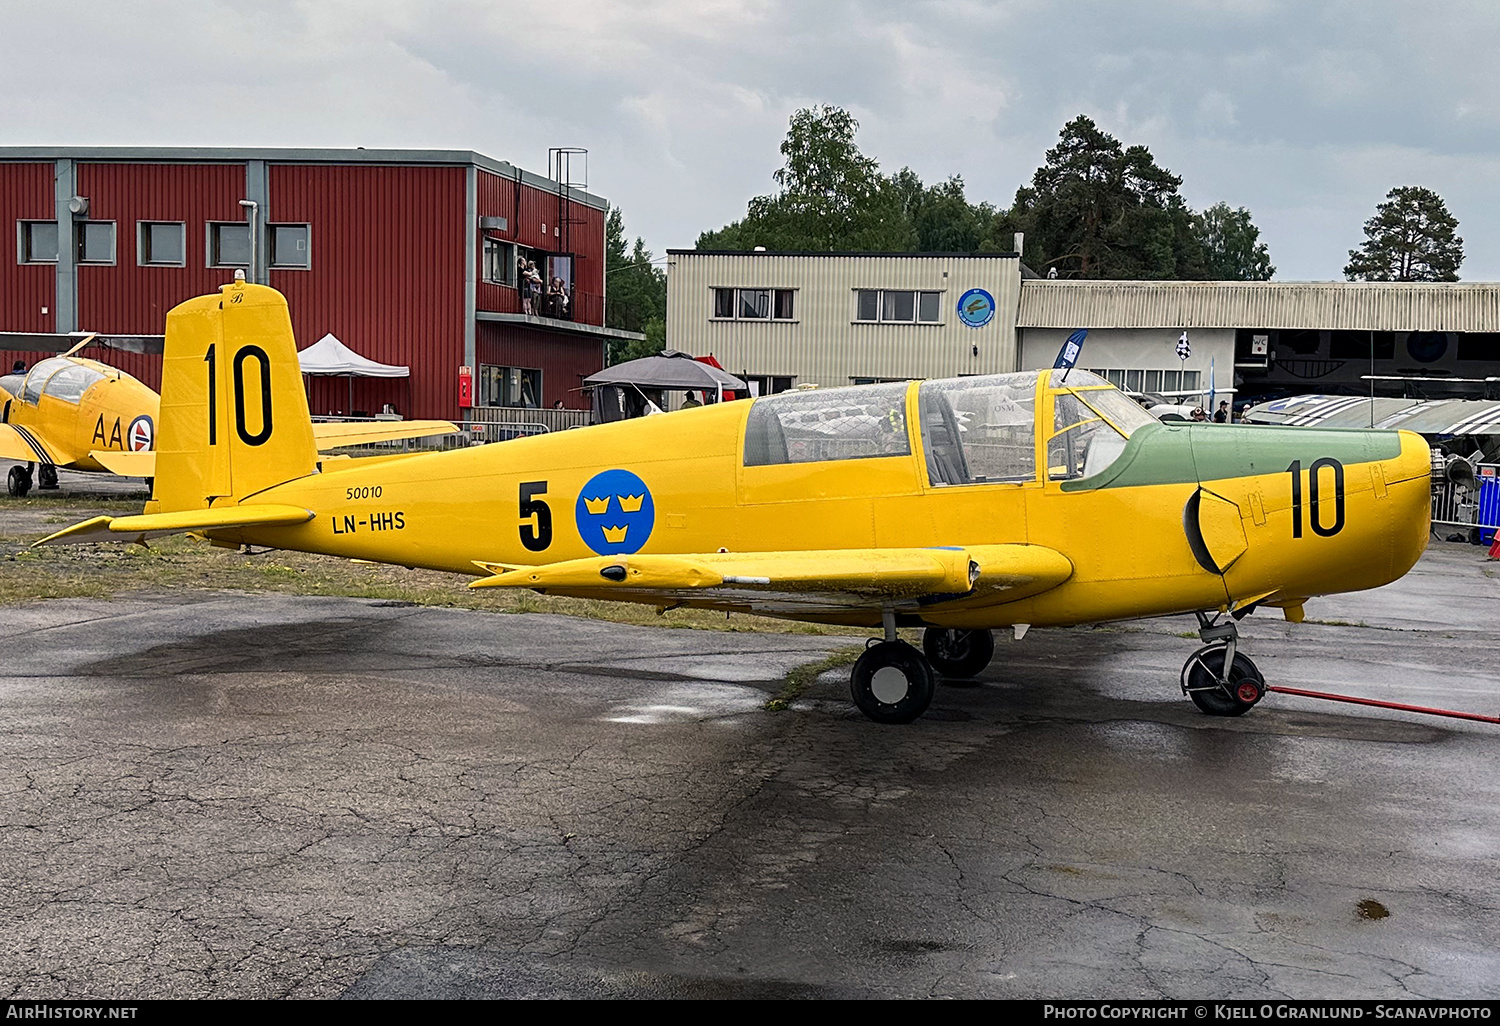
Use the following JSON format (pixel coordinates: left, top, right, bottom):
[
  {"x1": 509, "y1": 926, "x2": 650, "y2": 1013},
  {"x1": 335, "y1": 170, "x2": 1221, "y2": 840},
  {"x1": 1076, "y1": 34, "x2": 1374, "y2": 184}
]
[
  {"x1": 742, "y1": 369, "x2": 1157, "y2": 486},
  {"x1": 16, "y1": 358, "x2": 108, "y2": 405}
]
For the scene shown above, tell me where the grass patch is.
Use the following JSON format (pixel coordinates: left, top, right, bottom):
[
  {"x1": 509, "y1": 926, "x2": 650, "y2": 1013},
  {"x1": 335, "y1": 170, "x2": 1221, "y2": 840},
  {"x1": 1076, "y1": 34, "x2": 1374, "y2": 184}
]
[
  {"x1": 765, "y1": 646, "x2": 864, "y2": 711},
  {"x1": 0, "y1": 494, "x2": 870, "y2": 636}
]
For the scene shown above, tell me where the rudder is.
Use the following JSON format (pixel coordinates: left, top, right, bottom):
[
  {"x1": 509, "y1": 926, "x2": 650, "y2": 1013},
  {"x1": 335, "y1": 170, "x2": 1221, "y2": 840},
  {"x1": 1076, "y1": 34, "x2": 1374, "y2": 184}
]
[{"x1": 150, "y1": 281, "x2": 318, "y2": 512}]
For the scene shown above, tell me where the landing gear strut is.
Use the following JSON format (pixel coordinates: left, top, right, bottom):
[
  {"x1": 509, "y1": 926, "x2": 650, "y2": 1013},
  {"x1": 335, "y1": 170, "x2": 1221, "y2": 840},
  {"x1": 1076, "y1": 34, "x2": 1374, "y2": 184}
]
[
  {"x1": 850, "y1": 610, "x2": 936, "y2": 724},
  {"x1": 1181, "y1": 612, "x2": 1265, "y2": 717},
  {"x1": 6, "y1": 463, "x2": 33, "y2": 498}
]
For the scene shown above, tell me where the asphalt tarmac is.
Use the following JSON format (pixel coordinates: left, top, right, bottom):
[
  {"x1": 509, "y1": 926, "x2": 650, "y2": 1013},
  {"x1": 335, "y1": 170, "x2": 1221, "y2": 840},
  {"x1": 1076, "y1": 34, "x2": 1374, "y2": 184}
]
[{"x1": 1, "y1": 543, "x2": 1498, "y2": 999}]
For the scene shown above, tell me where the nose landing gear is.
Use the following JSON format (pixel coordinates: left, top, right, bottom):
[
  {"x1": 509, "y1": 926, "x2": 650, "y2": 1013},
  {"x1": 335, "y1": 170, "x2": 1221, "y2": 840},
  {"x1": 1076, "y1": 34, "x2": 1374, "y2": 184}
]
[{"x1": 1181, "y1": 611, "x2": 1265, "y2": 716}]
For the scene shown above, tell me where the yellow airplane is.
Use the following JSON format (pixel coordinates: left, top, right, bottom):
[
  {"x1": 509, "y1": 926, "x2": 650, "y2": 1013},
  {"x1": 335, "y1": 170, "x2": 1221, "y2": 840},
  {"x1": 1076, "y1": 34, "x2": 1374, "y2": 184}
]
[
  {"x1": 41, "y1": 282, "x2": 1433, "y2": 724},
  {"x1": 1, "y1": 342, "x2": 457, "y2": 497}
]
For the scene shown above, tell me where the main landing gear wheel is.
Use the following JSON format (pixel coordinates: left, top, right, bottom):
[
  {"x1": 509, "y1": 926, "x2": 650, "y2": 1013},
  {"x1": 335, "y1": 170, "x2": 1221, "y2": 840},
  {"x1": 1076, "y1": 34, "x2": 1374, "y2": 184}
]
[
  {"x1": 850, "y1": 641, "x2": 936, "y2": 724},
  {"x1": 922, "y1": 628, "x2": 995, "y2": 680},
  {"x1": 1182, "y1": 645, "x2": 1265, "y2": 717},
  {"x1": 38, "y1": 464, "x2": 58, "y2": 490},
  {"x1": 7, "y1": 465, "x2": 32, "y2": 498}
]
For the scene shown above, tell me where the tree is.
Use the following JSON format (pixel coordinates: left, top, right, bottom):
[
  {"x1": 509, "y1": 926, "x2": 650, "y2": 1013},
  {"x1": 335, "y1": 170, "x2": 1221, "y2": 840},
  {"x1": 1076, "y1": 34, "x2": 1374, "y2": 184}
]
[
  {"x1": 1010, "y1": 115, "x2": 1205, "y2": 279},
  {"x1": 698, "y1": 106, "x2": 915, "y2": 252},
  {"x1": 604, "y1": 207, "x2": 668, "y2": 364},
  {"x1": 1196, "y1": 202, "x2": 1275, "y2": 280},
  {"x1": 1344, "y1": 186, "x2": 1464, "y2": 282}
]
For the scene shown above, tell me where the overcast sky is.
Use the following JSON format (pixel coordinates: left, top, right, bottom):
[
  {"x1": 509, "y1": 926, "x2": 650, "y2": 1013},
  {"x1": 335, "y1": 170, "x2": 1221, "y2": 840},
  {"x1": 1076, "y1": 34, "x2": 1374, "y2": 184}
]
[{"x1": 4, "y1": 0, "x2": 1497, "y2": 280}]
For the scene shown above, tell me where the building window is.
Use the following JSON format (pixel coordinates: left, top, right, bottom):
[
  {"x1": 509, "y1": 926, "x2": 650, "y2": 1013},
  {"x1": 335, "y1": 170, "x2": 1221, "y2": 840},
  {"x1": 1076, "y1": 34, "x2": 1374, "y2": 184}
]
[
  {"x1": 711, "y1": 287, "x2": 795, "y2": 321},
  {"x1": 854, "y1": 289, "x2": 942, "y2": 323},
  {"x1": 740, "y1": 374, "x2": 795, "y2": 397},
  {"x1": 269, "y1": 224, "x2": 310, "y2": 268},
  {"x1": 479, "y1": 364, "x2": 542, "y2": 408},
  {"x1": 17, "y1": 221, "x2": 57, "y2": 263},
  {"x1": 483, "y1": 237, "x2": 516, "y2": 284},
  {"x1": 1091, "y1": 368, "x2": 1201, "y2": 395},
  {"x1": 76, "y1": 221, "x2": 115, "y2": 264},
  {"x1": 208, "y1": 222, "x2": 250, "y2": 267},
  {"x1": 138, "y1": 222, "x2": 185, "y2": 266}
]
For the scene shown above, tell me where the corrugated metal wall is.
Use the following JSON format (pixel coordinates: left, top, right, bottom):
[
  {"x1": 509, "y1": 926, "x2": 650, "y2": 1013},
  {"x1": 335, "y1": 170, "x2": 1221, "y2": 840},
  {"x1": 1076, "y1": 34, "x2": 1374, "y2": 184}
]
[
  {"x1": 666, "y1": 252, "x2": 1022, "y2": 387},
  {"x1": 1018, "y1": 280, "x2": 1500, "y2": 332},
  {"x1": 0, "y1": 162, "x2": 55, "y2": 342},
  {"x1": 0, "y1": 161, "x2": 57, "y2": 386},
  {"x1": 476, "y1": 321, "x2": 604, "y2": 410},
  {"x1": 475, "y1": 168, "x2": 606, "y2": 324},
  {"x1": 271, "y1": 164, "x2": 467, "y2": 421},
  {"x1": 68, "y1": 163, "x2": 249, "y2": 390}
]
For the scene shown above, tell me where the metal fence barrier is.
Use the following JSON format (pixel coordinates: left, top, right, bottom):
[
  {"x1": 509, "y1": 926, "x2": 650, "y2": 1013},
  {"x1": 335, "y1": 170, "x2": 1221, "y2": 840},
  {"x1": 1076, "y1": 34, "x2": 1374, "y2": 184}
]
[{"x1": 1432, "y1": 463, "x2": 1500, "y2": 538}]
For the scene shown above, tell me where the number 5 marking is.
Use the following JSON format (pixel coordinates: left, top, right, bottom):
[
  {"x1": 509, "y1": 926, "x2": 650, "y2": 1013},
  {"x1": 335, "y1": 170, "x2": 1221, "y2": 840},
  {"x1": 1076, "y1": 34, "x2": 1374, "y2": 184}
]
[{"x1": 519, "y1": 481, "x2": 552, "y2": 551}]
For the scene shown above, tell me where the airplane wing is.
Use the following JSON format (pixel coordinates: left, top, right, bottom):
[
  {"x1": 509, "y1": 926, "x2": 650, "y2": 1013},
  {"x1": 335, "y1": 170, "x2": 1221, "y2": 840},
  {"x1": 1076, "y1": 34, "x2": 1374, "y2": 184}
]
[
  {"x1": 470, "y1": 544, "x2": 1073, "y2": 619},
  {"x1": 0, "y1": 423, "x2": 59, "y2": 465},
  {"x1": 311, "y1": 420, "x2": 459, "y2": 449}
]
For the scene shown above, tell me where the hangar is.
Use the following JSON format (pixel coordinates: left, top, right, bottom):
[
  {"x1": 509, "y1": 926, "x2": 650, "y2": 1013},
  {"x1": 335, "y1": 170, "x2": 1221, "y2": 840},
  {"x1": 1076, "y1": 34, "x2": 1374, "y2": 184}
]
[
  {"x1": 666, "y1": 248, "x2": 1500, "y2": 404},
  {"x1": 1, "y1": 146, "x2": 642, "y2": 424}
]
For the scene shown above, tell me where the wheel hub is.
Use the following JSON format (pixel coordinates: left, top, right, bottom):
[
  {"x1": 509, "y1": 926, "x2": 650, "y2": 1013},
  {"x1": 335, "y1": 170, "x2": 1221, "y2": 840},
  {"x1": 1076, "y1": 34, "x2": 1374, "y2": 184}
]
[{"x1": 870, "y1": 665, "x2": 910, "y2": 704}]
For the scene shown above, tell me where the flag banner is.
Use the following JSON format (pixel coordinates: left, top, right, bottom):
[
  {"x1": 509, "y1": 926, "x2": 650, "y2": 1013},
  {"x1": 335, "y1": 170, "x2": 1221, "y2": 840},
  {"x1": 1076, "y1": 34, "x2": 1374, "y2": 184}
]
[
  {"x1": 1054, "y1": 329, "x2": 1088, "y2": 370},
  {"x1": 1176, "y1": 331, "x2": 1191, "y2": 361}
]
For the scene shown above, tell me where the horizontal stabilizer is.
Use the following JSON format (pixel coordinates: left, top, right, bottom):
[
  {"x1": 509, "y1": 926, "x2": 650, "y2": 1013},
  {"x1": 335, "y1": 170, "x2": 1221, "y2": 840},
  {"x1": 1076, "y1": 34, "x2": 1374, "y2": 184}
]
[
  {"x1": 37, "y1": 504, "x2": 315, "y2": 546},
  {"x1": 311, "y1": 420, "x2": 459, "y2": 449},
  {"x1": 89, "y1": 449, "x2": 154, "y2": 477}
]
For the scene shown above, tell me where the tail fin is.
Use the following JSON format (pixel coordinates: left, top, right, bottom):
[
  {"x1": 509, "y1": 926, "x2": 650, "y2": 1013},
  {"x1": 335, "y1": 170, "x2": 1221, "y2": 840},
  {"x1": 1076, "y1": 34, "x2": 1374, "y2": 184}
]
[{"x1": 151, "y1": 281, "x2": 317, "y2": 513}]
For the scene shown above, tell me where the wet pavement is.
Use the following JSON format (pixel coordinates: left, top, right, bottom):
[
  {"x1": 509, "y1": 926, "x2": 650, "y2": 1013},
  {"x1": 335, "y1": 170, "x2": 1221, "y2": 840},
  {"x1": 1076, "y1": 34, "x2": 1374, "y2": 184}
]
[{"x1": 1, "y1": 543, "x2": 1498, "y2": 999}]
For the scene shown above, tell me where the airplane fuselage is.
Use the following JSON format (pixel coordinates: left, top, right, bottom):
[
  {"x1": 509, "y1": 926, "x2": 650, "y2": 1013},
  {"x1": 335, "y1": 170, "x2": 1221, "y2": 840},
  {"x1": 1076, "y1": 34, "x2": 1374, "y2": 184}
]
[{"x1": 225, "y1": 388, "x2": 1431, "y2": 630}]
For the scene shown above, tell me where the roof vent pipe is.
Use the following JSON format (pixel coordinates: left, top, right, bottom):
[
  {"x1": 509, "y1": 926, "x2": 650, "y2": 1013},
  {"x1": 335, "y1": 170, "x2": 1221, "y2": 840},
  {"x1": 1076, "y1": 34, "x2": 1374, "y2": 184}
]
[{"x1": 1013, "y1": 232, "x2": 1024, "y2": 255}]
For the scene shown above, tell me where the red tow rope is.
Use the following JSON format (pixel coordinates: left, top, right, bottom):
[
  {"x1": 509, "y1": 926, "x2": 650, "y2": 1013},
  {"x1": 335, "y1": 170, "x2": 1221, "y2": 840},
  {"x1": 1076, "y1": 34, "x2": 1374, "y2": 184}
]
[{"x1": 1267, "y1": 685, "x2": 1500, "y2": 725}]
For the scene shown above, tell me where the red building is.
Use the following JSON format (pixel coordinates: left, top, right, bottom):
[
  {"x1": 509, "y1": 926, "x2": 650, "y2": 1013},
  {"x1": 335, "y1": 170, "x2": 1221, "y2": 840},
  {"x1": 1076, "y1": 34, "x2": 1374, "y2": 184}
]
[{"x1": 0, "y1": 147, "x2": 640, "y2": 421}]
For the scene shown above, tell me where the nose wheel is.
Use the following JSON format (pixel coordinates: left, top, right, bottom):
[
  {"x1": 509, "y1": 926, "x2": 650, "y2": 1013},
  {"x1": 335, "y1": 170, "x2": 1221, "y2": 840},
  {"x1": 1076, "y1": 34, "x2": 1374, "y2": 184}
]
[{"x1": 1181, "y1": 612, "x2": 1265, "y2": 716}]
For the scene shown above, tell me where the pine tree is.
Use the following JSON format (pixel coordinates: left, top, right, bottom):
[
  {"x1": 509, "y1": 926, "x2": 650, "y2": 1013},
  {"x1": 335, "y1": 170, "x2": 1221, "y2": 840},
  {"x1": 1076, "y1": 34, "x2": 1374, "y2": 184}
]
[{"x1": 1344, "y1": 186, "x2": 1463, "y2": 282}]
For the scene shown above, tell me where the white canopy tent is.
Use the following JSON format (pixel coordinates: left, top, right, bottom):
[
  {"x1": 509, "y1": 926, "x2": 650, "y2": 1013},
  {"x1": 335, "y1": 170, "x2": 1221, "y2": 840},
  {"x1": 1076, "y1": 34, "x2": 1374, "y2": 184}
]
[{"x1": 298, "y1": 333, "x2": 410, "y2": 416}]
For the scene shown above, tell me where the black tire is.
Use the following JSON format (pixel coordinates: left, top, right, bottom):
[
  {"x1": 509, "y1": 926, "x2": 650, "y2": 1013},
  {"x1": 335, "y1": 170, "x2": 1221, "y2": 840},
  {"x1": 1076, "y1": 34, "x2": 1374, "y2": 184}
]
[
  {"x1": 7, "y1": 466, "x2": 30, "y2": 498},
  {"x1": 850, "y1": 641, "x2": 936, "y2": 724},
  {"x1": 38, "y1": 464, "x2": 58, "y2": 490},
  {"x1": 922, "y1": 628, "x2": 995, "y2": 679},
  {"x1": 1184, "y1": 647, "x2": 1264, "y2": 717}
]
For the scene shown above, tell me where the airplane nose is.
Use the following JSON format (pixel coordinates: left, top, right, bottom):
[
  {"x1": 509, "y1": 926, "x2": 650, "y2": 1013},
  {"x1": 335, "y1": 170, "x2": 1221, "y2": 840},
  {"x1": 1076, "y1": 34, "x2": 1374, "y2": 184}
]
[{"x1": 1383, "y1": 430, "x2": 1432, "y2": 576}]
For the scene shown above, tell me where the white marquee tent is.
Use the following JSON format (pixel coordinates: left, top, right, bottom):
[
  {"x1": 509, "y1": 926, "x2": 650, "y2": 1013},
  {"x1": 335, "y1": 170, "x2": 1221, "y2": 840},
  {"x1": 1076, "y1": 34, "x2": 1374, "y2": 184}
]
[{"x1": 297, "y1": 333, "x2": 409, "y2": 415}]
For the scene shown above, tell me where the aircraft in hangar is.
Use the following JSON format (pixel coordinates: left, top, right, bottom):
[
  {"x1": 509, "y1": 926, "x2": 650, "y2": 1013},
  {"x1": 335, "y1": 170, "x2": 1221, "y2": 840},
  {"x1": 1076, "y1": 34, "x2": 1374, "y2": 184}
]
[
  {"x1": 1, "y1": 338, "x2": 457, "y2": 496},
  {"x1": 41, "y1": 282, "x2": 1434, "y2": 724}
]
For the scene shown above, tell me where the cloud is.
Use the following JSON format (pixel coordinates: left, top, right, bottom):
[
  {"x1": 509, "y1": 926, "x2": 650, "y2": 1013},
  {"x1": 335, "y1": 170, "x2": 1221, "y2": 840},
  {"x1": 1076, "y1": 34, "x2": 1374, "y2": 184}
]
[{"x1": 1, "y1": 0, "x2": 1497, "y2": 278}]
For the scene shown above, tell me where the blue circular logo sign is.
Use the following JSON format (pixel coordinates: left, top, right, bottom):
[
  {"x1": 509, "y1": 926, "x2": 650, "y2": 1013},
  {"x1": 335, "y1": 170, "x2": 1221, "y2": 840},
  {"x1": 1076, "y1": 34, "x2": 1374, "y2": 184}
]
[
  {"x1": 575, "y1": 469, "x2": 655, "y2": 555},
  {"x1": 956, "y1": 288, "x2": 995, "y2": 329}
]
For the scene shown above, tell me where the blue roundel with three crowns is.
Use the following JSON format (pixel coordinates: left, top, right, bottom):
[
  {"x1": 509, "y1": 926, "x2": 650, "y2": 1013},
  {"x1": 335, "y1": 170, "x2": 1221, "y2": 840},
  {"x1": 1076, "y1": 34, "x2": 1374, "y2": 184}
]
[{"x1": 575, "y1": 469, "x2": 655, "y2": 555}]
